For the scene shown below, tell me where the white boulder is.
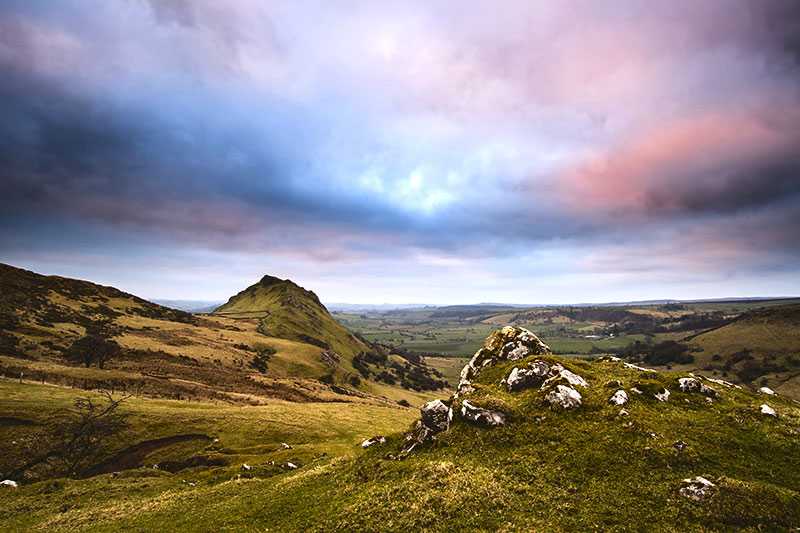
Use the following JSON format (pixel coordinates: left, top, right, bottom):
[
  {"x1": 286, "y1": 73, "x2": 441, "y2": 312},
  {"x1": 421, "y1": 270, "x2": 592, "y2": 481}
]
[
  {"x1": 608, "y1": 389, "x2": 629, "y2": 406},
  {"x1": 0, "y1": 480, "x2": 18, "y2": 488},
  {"x1": 760, "y1": 404, "x2": 777, "y2": 417},
  {"x1": 758, "y1": 386, "x2": 776, "y2": 396},
  {"x1": 545, "y1": 385, "x2": 582, "y2": 410},
  {"x1": 679, "y1": 476, "x2": 716, "y2": 501}
]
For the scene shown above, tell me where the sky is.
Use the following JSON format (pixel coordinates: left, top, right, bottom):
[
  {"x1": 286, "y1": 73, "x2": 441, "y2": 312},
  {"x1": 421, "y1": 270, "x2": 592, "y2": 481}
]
[{"x1": 1, "y1": 1, "x2": 799, "y2": 304}]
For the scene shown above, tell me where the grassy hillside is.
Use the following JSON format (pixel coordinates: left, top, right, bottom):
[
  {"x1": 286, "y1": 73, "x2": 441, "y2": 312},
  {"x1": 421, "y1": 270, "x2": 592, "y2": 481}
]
[
  {"x1": 214, "y1": 275, "x2": 446, "y2": 393},
  {"x1": 215, "y1": 275, "x2": 370, "y2": 360},
  {"x1": 0, "y1": 263, "x2": 438, "y2": 405},
  {"x1": 2, "y1": 327, "x2": 798, "y2": 531},
  {"x1": 686, "y1": 304, "x2": 800, "y2": 396}
]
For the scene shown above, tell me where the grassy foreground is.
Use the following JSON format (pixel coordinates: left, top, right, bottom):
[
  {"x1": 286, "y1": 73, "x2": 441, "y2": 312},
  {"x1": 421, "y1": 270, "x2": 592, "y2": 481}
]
[{"x1": 3, "y1": 348, "x2": 800, "y2": 531}]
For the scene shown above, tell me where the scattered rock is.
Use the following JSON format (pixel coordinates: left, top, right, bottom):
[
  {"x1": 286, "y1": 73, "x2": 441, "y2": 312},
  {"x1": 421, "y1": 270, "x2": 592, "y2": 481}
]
[
  {"x1": 624, "y1": 362, "x2": 656, "y2": 372},
  {"x1": 758, "y1": 386, "x2": 776, "y2": 396},
  {"x1": 654, "y1": 388, "x2": 670, "y2": 402},
  {"x1": 598, "y1": 356, "x2": 622, "y2": 363},
  {"x1": 504, "y1": 361, "x2": 551, "y2": 392},
  {"x1": 604, "y1": 379, "x2": 623, "y2": 388},
  {"x1": 281, "y1": 442, "x2": 292, "y2": 450},
  {"x1": 608, "y1": 389, "x2": 628, "y2": 406},
  {"x1": 545, "y1": 385, "x2": 582, "y2": 410},
  {"x1": 544, "y1": 365, "x2": 588, "y2": 388},
  {"x1": 361, "y1": 435, "x2": 387, "y2": 448},
  {"x1": 285, "y1": 462, "x2": 298, "y2": 470},
  {"x1": 241, "y1": 464, "x2": 252, "y2": 471},
  {"x1": 760, "y1": 404, "x2": 777, "y2": 417},
  {"x1": 460, "y1": 400, "x2": 507, "y2": 426},
  {"x1": 677, "y1": 377, "x2": 718, "y2": 397},
  {"x1": 673, "y1": 440, "x2": 688, "y2": 452},
  {"x1": 679, "y1": 476, "x2": 716, "y2": 501},
  {"x1": 618, "y1": 409, "x2": 629, "y2": 417},
  {"x1": 702, "y1": 376, "x2": 742, "y2": 389},
  {"x1": 0, "y1": 480, "x2": 18, "y2": 488},
  {"x1": 421, "y1": 400, "x2": 452, "y2": 433},
  {"x1": 401, "y1": 399, "x2": 454, "y2": 454}
]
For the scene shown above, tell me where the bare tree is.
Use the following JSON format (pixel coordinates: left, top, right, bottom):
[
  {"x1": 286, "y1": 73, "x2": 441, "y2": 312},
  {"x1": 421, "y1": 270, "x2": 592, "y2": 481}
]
[{"x1": 9, "y1": 391, "x2": 130, "y2": 479}]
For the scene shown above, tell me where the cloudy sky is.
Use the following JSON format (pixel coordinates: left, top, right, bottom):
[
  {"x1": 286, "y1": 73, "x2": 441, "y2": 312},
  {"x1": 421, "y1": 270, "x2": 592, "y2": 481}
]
[{"x1": 1, "y1": 1, "x2": 799, "y2": 304}]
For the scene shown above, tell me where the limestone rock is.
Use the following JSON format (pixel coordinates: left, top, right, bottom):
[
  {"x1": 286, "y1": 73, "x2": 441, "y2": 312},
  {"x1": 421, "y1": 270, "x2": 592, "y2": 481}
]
[
  {"x1": 460, "y1": 400, "x2": 507, "y2": 426},
  {"x1": 401, "y1": 399, "x2": 453, "y2": 454},
  {"x1": 677, "y1": 377, "x2": 718, "y2": 397},
  {"x1": 609, "y1": 389, "x2": 628, "y2": 406},
  {"x1": 420, "y1": 399, "x2": 452, "y2": 433},
  {"x1": 544, "y1": 365, "x2": 588, "y2": 388},
  {"x1": 654, "y1": 388, "x2": 671, "y2": 402},
  {"x1": 457, "y1": 326, "x2": 551, "y2": 395},
  {"x1": 760, "y1": 404, "x2": 777, "y2": 417},
  {"x1": 504, "y1": 360, "x2": 552, "y2": 392},
  {"x1": 758, "y1": 386, "x2": 776, "y2": 396},
  {"x1": 0, "y1": 480, "x2": 18, "y2": 488},
  {"x1": 361, "y1": 435, "x2": 387, "y2": 448},
  {"x1": 679, "y1": 476, "x2": 716, "y2": 501},
  {"x1": 545, "y1": 385, "x2": 582, "y2": 410}
]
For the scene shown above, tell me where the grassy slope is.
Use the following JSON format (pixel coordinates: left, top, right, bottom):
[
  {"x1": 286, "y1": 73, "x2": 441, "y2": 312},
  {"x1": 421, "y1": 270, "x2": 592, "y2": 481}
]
[
  {"x1": 5, "y1": 352, "x2": 799, "y2": 531},
  {"x1": 0, "y1": 263, "x2": 435, "y2": 404},
  {"x1": 0, "y1": 379, "x2": 418, "y2": 531},
  {"x1": 686, "y1": 304, "x2": 800, "y2": 395},
  {"x1": 214, "y1": 275, "x2": 370, "y2": 362}
]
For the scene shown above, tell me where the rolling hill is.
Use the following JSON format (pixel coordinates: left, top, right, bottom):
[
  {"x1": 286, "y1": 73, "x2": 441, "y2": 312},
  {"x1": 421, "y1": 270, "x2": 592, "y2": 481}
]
[
  {"x1": 686, "y1": 304, "x2": 800, "y2": 397},
  {"x1": 0, "y1": 263, "x2": 441, "y2": 405},
  {"x1": 2, "y1": 326, "x2": 798, "y2": 530}
]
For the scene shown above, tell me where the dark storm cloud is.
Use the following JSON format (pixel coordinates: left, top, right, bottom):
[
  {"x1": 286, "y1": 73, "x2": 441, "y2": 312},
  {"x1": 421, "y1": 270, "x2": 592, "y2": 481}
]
[{"x1": 1, "y1": 0, "x2": 799, "y2": 292}]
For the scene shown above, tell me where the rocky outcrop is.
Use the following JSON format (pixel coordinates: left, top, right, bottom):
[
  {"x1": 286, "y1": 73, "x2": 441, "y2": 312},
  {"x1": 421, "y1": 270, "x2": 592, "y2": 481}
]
[
  {"x1": 458, "y1": 326, "x2": 551, "y2": 396},
  {"x1": 679, "y1": 476, "x2": 716, "y2": 501},
  {"x1": 677, "y1": 377, "x2": 717, "y2": 397},
  {"x1": 461, "y1": 400, "x2": 507, "y2": 426},
  {"x1": 545, "y1": 385, "x2": 582, "y2": 410}
]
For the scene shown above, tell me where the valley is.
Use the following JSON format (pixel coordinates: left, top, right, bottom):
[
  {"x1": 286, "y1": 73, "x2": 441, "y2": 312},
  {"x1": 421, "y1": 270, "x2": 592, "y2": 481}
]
[{"x1": 335, "y1": 300, "x2": 800, "y2": 396}]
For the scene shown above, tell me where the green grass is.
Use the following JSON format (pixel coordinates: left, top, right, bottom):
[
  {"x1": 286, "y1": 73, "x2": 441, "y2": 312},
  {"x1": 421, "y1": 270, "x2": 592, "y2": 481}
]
[{"x1": 4, "y1": 351, "x2": 799, "y2": 531}]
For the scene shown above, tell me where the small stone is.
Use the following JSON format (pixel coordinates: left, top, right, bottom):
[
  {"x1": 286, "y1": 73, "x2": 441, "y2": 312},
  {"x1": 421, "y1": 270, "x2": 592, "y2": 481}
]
[
  {"x1": 618, "y1": 409, "x2": 629, "y2": 417},
  {"x1": 608, "y1": 389, "x2": 629, "y2": 406},
  {"x1": 545, "y1": 385, "x2": 582, "y2": 410},
  {"x1": 654, "y1": 388, "x2": 670, "y2": 402},
  {"x1": 604, "y1": 379, "x2": 623, "y2": 388},
  {"x1": 673, "y1": 440, "x2": 688, "y2": 452},
  {"x1": 461, "y1": 400, "x2": 507, "y2": 426},
  {"x1": 281, "y1": 442, "x2": 292, "y2": 449},
  {"x1": 361, "y1": 435, "x2": 387, "y2": 448},
  {"x1": 679, "y1": 476, "x2": 716, "y2": 501},
  {"x1": 285, "y1": 462, "x2": 298, "y2": 469},
  {"x1": 760, "y1": 404, "x2": 777, "y2": 417},
  {"x1": 241, "y1": 464, "x2": 252, "y2": 471},
  {"x1": 0, "y1": 480, "x2": 18, "y2": 488},
  {"x1": 505, "y1": 361, "x2": 551, "y2": 392},
  {"x1": 759, "y1": 386, "x2": 776, "y2": 396}
]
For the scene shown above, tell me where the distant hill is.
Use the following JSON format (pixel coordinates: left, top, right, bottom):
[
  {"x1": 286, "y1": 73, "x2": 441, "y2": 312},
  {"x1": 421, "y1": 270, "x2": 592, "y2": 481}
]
[
  {"x1": 0, "y1": 263, "x2": 441, "y2": 404},
  {"x1": 686, "y1": 304, "x2": 800, "y2": 396},
  {"x1": 214, "y1": 275, "x2": 369, "y2": 358},
  {"x1": 151, "y1": 299, "x2": 223, "y2": 313}
]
